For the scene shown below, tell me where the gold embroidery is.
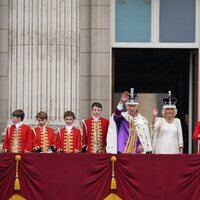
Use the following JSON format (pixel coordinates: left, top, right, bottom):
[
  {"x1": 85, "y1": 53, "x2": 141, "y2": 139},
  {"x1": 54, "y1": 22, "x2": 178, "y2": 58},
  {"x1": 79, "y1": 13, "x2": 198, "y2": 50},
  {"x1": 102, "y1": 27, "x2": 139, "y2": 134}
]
[
  {"x1": 104, "y1": 193, "x2": 122, "y2": 200},
  {"x1": 64, "y1": 129, "x2": 73, "y2": 153},
  {"x1": 9, "y1": 194, "x2": 26, "y2": 200},
  {"x1": 91, "y1": 120, "x2": 103, "y2": 153},
  {"x1": 40, "y1": 127, "x2": 49, "y2": 152},
  {"x1": 11, "y1": 128, "x2": 21, "y2": 153},
  {"x1": 124, "y1": 117, "x2": 137, "y2": 153}
]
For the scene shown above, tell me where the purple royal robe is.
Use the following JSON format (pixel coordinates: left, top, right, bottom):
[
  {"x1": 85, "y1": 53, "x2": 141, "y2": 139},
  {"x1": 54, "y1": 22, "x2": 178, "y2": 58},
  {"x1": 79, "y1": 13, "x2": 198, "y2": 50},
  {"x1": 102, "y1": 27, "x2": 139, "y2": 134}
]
[{"x1": 114, "y1": 108, "x2": 140, "y2": 153}]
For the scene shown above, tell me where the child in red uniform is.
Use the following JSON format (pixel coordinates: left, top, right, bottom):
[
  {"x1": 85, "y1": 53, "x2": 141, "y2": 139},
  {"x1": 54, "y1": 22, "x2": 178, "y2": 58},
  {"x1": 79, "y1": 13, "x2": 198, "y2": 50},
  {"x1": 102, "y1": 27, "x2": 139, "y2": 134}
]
[
  {"x1": 82, "y1": 102, "x2": 109, "y2": 153},
  {"x1": 56, "y1": 111, "x2": 81, "y2": 153},
  {"x1": 192, "y1": 121, "x2": 200, "y2": 154},
  {"x1": 2, "y1": 109, "x2": 32, "y2": 153},
  {"x1": 32, "y1": 111, "x2": 55, "y2": 153}
]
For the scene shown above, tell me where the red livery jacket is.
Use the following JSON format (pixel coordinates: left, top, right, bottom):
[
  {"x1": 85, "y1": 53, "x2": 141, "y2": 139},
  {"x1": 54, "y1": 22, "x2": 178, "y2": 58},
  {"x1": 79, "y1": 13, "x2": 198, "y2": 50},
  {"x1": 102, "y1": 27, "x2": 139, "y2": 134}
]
[
  {"x1": 3, "y1": 124, "x2": 32, "y2": 153},
  {"x1": 32, "y1": 126, "x2": 55, "y2": 152},
  {"x1": 82, "y1": 117, "x2": 109, "y2": 153},
  {"x1": 56, "y1": 127, "x2": 81, "y2": 153}
]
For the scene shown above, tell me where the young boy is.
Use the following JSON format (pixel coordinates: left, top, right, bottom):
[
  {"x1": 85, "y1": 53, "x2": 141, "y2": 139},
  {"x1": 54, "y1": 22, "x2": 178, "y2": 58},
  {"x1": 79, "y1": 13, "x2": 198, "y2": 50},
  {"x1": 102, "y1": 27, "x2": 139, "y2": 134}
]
[
  {"x1": 32, "y1": 111, "x2": 55, "y2": 153},
  {"x1": 2, "y1": 109, "x2": 32, "y2": 153},
  {"x1": 82, "y1": 102, "x2": 109, "y2": 153},
  {"x1": 56, "y1": 111, "x2": 81, "y2": 153}
]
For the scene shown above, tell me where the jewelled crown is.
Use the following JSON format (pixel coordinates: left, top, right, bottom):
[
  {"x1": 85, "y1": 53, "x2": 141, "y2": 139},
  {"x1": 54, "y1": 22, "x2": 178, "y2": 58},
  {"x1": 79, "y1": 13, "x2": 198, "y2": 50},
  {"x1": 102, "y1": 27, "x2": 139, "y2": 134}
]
[
  {"x1": 163, "y1": 91, "x2": 177, "y2": 109},
  {"x1": 125, "y1": 88, "x2": 139, "y2": 105}
]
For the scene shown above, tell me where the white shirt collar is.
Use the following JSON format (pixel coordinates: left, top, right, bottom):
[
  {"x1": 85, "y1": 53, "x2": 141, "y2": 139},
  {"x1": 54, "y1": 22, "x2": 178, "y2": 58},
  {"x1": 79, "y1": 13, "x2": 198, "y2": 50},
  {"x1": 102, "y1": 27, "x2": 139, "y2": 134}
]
[
  {"x1": 66, "y1": 125, "x2": 73, "y2": 133},
  {"x1": 15, "y1": 121, "x2": 23, "y2": 130},
  {"x1": 92, "y1": 116, "x2": 100, "y2": 122},
  {"x1": 38, "y1": 125, "x2": 46, "y2": 129},
  {"x1": 38, "y1": 125, "x2": 46, "y2": 132}
]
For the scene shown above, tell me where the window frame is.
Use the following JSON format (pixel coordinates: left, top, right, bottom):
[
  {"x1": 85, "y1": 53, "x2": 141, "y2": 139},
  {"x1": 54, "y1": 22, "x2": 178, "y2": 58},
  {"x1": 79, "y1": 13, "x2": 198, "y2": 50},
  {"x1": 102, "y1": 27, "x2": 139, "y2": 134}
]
[{"x1": 111, "y1": 0, "x2": 200, "y2": 48}]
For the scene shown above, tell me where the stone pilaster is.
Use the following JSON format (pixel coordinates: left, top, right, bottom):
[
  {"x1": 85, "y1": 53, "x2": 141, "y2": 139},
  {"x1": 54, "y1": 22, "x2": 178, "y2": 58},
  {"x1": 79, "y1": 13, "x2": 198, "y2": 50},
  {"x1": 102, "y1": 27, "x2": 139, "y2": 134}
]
[{"x1": 79, "y1": 0, "x2": 111, "y2": 120}]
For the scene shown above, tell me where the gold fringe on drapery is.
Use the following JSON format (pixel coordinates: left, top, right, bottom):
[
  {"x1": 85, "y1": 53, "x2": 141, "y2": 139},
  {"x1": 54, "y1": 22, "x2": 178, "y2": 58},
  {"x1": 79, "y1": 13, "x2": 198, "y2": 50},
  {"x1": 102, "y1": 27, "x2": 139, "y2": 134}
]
[
  {"x1": 9, "y1": 155, "x2": 26, "y2": 200},
  {"x1": 14, "y1": 155, "x2": 21, "y2": 190},
  {"x1": 110, "y1": 156, "x2": 117, "y2": 189},
  {"x1": 104, "y1": 156, "x2": 122, "y2": 200}
]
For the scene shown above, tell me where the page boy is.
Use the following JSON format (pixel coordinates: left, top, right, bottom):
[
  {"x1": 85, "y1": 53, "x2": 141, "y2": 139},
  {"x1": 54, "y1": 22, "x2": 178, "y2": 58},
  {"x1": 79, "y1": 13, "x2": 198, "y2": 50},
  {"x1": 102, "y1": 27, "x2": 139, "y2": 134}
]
[
  {"x1": 82, "y1": 102, "x2": 109, "y2": 153},
  {"x1": 32, "y1": 111, "x2": 55, "y2": 153},
  {"x1": 56, "y1": 111, "x2": 81, "y2": 153},
  {"x1": 2, "y1": 109, "x2": 32, "y2": 153}
]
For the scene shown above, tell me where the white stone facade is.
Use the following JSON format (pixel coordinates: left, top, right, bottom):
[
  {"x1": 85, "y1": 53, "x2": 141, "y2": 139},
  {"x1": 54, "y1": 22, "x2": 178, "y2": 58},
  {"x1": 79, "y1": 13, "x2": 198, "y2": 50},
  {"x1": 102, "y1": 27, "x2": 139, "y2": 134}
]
[
  {"x1": 80, "y1": 0, "x2": 111, "y2": 120},
  {"x1": 0, "y1": 0, "x2": 112, "y2": 147}
]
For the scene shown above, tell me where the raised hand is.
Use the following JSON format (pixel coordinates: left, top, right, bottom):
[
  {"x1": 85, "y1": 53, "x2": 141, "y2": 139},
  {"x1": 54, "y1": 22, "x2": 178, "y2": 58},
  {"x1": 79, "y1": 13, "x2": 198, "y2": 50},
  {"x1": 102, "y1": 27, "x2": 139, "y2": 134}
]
[
  {"x1": 152, "y1": 105, "x2": 158, "y2": 117},
  {"x1": 120, "y1": 91, "x2": 129, "y2": 104}
]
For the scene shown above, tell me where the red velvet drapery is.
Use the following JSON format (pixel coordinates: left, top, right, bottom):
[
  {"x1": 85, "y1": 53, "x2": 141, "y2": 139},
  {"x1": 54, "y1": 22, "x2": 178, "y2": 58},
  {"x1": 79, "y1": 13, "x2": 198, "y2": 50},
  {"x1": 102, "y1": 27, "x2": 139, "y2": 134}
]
[{"x1": 0, "y1": 154, "x2": 200, "y2": 200}]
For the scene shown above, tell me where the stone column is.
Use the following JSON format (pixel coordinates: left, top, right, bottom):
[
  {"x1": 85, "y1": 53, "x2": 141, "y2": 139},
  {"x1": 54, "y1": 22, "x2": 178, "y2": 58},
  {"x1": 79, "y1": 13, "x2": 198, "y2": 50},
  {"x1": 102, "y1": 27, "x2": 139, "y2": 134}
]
[{"x1": 8, "y1": 0, "x2": 79, "y2": 126}]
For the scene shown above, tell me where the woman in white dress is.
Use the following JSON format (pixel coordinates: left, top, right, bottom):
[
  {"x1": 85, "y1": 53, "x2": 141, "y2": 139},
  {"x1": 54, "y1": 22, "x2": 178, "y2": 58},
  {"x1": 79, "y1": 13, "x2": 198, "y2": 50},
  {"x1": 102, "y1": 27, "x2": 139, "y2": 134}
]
[{"x1": 151, "y1": 91, "x2": 184, "y2": 154}]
